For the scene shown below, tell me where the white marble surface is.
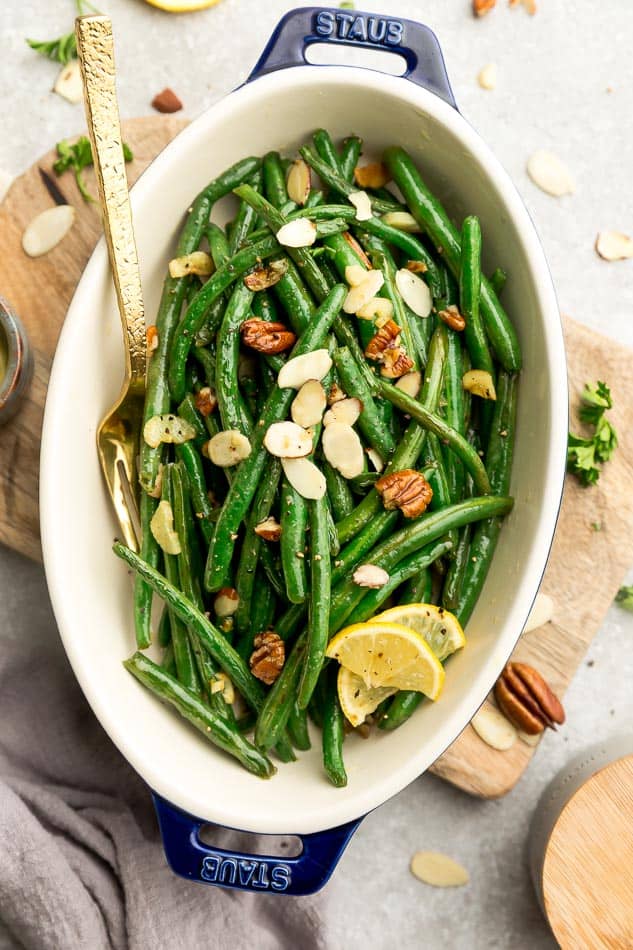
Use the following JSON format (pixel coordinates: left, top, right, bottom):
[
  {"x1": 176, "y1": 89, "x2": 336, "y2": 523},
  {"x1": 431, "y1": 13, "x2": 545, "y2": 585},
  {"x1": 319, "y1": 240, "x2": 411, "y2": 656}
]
[{"x1": 1, "y1": 1, "x2": 633, "y2": 947}]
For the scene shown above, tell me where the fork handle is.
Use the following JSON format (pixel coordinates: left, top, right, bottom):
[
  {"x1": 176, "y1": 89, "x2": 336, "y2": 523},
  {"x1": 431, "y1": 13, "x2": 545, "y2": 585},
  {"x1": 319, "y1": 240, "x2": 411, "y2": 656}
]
[{"x1": 76, "y1": 15, "x2": 146, "y2": 387}]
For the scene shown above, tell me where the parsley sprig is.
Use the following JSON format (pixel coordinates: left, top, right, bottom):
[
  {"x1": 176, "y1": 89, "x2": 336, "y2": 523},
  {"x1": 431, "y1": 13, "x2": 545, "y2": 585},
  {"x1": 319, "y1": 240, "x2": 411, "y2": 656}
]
[
  {"x1": 26, "y1": 0, "x2": 100, "y2": 66},
  {"x1": 53, "y1": 136, "x2": 133, "y2": 203},
  {"x1": 567, "y1": 381, "x2": 618, "y2": 486}
]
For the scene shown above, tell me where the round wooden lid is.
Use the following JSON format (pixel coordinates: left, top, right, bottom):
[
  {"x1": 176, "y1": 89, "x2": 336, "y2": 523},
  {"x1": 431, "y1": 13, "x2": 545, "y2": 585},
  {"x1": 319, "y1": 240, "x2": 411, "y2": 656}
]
[{"x1": 542, "y1": 754, "x2": 633, "y2": 949}]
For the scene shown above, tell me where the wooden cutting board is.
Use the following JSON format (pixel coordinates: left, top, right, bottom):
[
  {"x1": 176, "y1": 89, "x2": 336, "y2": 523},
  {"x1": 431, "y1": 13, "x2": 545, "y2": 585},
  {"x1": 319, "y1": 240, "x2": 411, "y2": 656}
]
[{"x1": 1, "y1": 116, "x2": 631, "y2": 797}]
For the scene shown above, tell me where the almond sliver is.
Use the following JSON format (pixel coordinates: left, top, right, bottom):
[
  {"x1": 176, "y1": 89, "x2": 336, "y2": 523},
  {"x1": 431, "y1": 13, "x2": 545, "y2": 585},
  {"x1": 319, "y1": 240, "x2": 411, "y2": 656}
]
[
  {"x1": 410, "y1": 852, "x2": 469, "y2": 888},
  {"x1": 595, "y1": 230, "x2": 633, "y2": 261},
  {"x1": 395, "y1": 371, "x2": 422, "y2": 398},
  {"x1": 286, "y1": 158, "x2": 311, "y2": 206},
  {"x1": 349, "y1": 190, "x2": 373, "y2": 221},
  {"x1": 53, "y1": 59, "x2": 83, "y2": 104},
  {"x1": 323, "y1": 397, "x2": 362, "y2": 428},
  {"x1": 281, "y1": 457, "x2": 326, "y2": 500},
  {"x1": 352, "y1": 564, "x2": 389, "y2": 588},
  {"x1": 381, "y1": 211, "x2": 421, "y2": 233},
  {"x1": 527, "y1": 150, "x2": 575, "y2": 197},
  {"x1": 345, "y1": 264, "x2": 368, "y2": 287},
  {"x1": 22, "y1": 205, "x2": 75, "y2": 258},
  {"x1": 322, "y1": 422, "x2": 365, "y2": 478},
  {"x1": 278, "y1": 349, "x2": 332, "y2": 389},
  {"x1": 264, "y1": 421, "x2": 313, "y2": 458},
  {"x1": 276, "y1": 218, "x2": 317, "y2": 248},
  {"x1": 395, "y1": 268, "x2": 432, "y2": 317},
  {"x1": 462, "y1": 369, "x2": 496, "y2": 400},
  {"x1": 343, "y1": 270, "x2": 385, "y2": 315},
  {"x1": 523, "y1": 592, "x2": 554, "y2": 632},
  {"x1": 471, "y1": 704, "x2": 517, "y2": 750},
  {"x1": 357, "y1": 297, "x2": 394, "y2": 320},
  {"x1": 291, "y1": 380, "x2": 327, "y2": 428},
  {"x1": 150, "y1": 500, "x2": 181, "y2": 555}
]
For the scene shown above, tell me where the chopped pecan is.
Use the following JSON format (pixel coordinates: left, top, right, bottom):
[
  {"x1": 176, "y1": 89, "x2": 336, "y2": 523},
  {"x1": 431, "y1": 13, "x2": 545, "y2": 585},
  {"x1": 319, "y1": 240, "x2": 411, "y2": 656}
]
[
  {"x1": 376, "y1": 469, "x2": 433, "y2": 518},
  {"x1": 405, "y1": 260, "x2": 428, "y2": 274},
  {"x1": 240, "y1": 318, "x2": 296, "y2": 354},
  {"x1": 243, "y1": 259, "x2": 288, "y2": 292},
  {"x1": 254, "y1": 516, "x2": 282, "y2": 541},
  {"x1": 494, "y1": 662, "x2": 565, "y2": 735},
  {"x1": 438, "y1": 305, "x2": 466, "y2": 332},
  {"x1": 364, "y1": 319, "x2": 401, "y2": 361},
  {"x1": 473, "y1": 0, "x2": 496, "y2": 15},
  {"x1": 250, "y1": 631, "x2": 285, "y2": 685},
  {"x1": 146, "y1": 325, "x2": 159, "y2": 352},
  {"x1": 354, "y1": 162, "x2": 391, "y2": 190},
  {"x1": 152, "y1": 87, "x2": 183, "y2": 113},
  {"x1": 194, "y1": 386, "x2": 218, "y2": 417},
  {"x1": 380, "y1": 347, "x2": 415, "y2": 379}
]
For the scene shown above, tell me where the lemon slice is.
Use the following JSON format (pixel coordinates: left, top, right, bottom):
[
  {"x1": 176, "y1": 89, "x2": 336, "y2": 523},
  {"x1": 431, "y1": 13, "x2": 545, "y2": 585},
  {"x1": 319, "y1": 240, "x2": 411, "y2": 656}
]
[
  {"x1": 143, "y1": 0, "x2": 222, "y2": 11},
  {"x1": 337, "y1": 667, "x2": 397, "y2": 727},
  {"x1": 326, "y1": 621, "x2": 445, "y2": 699},
  {"x1": 373, "y1": 604, "x2": 466, "y2": 662}
]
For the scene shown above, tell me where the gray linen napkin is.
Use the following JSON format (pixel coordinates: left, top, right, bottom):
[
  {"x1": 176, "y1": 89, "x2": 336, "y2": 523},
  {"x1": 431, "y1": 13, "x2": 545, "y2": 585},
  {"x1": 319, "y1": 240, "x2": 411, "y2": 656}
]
[{"x1": 0, "y1": 568, "x2": 325, "y2": 950}]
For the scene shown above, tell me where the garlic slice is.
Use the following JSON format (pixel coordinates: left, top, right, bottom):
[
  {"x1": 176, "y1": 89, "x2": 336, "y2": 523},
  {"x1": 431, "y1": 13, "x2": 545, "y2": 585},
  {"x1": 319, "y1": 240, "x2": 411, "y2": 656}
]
[
  {"x1": 143, "y1": 414, "x2": 196, "y2": 448},
  {"x1": 462, "y1": 369, "x2": 497, "y2": 400},
  {"x1": 53, "y1": 59, "x2": 83, "y2": 104},
  {"x1": 150, "y1": 500, "x2": 181, "y2": 555},
  {"x1": 207, "y1": 430, "x2": 251, "y2": 467},
  {"x1": 22, "y1": 205, "x2": 75, "y2": 257},
  {"x1": 169, "y1": 251, "x2": 213, "y2": 279}
]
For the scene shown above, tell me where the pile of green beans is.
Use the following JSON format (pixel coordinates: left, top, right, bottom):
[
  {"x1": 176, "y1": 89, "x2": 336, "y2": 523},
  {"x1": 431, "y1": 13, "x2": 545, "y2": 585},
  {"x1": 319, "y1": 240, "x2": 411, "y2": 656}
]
[{"x1": 118, "y1": 132, "x2": 519, "y2": 785}]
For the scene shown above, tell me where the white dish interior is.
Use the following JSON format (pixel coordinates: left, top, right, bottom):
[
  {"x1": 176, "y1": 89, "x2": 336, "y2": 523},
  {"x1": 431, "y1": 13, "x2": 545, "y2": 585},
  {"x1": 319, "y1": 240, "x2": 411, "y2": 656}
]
[{"x1": 41, "y1": 66, "x2": 567, "y2": 835}]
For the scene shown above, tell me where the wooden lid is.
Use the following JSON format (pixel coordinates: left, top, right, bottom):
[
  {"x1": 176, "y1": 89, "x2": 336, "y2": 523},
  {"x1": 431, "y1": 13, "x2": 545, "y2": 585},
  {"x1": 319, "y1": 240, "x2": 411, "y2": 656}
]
[{"x1": 542, "y1": 754, "x2": 633, "y2": 949}]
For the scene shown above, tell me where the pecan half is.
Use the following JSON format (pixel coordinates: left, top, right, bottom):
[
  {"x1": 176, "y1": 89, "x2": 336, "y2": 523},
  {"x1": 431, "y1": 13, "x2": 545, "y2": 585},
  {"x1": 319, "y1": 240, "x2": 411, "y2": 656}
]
[
  {"x1": 250, "y1": 631, "x2": 285, "y2": 685},
  {"x1": 438, "y1": 305, "x2": 466, "y2": 332},
  {"x1": 376, "y1": 469, "x2": 433, "y2": 518},
  {"x1": 194, "y1": 386, "x2": 217, "y2": 417},
  {"x1": 240, "y1": 318, "x2": 296, "y2": 354},
  {"x1": 380, "y1": 347, "x2": 415, "y2": 379},
  {"x1": 243, "y1": 259, "x2": 288, "y2": 292},
  {"x1": 494, "y1": 662, "x2": 565, "y2": 735},
  {"x1": 365, "y1": 319, "x2": 401, "y2": 361},
  {"x1": 254, "y1": 516, "x2": 282, "y2": 541},
  {"x1": 152, "y1": 87, "x2": 183, "y2": 113},
  {"x1": 473, "y1": 0, "x2": 496, "y2": 15}
]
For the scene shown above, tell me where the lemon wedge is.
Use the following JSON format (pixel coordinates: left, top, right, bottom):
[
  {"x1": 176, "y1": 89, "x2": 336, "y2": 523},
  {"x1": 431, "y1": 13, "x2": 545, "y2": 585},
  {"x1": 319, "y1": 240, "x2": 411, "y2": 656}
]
[
  {"x1": 326, "y1": 621, "x2": 445, "y2": 699},
  {"x1": 373, "y1": 603, "x2": 466, "y2": 662},
  {"x1": 337, "y1": 667, "x2": 397, "y2": 728},
  {"x1": 143, "y1": 0, "x2": 223, "y2": 12}
]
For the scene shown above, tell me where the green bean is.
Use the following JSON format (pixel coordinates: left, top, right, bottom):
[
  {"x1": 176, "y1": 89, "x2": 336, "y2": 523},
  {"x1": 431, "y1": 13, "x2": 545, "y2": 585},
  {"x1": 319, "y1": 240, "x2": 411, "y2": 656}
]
[
  {"x1": 456, "y1": 373, "x2": 517, "y2": 625},
  {"x1": 207, "y1": 222, "x2": 231, "y2": 269},
  {"x1": 216, "y1": 282, "x2": 254, "y2": 434},
  {"x1": 287, "y1": 700, "x2": 311, "y2": 751},
  {"x1": 257, "y1": 543, "x2": 286, "y2": 600},
  {"x1": 422, "y1": 433, "x2": 458, "y2": 553},
  {"x1": 333, "y1": 346, "x2": 396, "y2": 462},
  {"x1": 262, "y1": 151, "x2": 290, "y2": 210},
  {"x1": 254, "y1": 635, "x2": 306, "y2": 751},
  {"x1": 298, "y1": 496, "x2": 331, "y2": 708},
  {"x1": 158, "y1": 607, "x2": 171, "y2": 648},
  {"x1": 300, "y1": 145, "x2": 399, "y2": 215},
  {"x1": 340, "y1": 135, "x2": 363, "y2": 183},
  {"x1": 313, "y1": 129, "x2": 342, "y2": 179},
  {"x1": 375, "y1": 380, "x2": 491, "y2": 495},
  {"x1": 233, "y1": 184, "x2": 332, "y2": 302},
  {"x1": 276, "y1": 602, "x2": 306, "y2": 642},
  {"x1": 280, "y1": 479, "x2": 308, "y2": 604},
  {"x1": 400, "y1": 566, "x2": 433, "y2": 604},
  {"x1": 322, "y1": 664, "x2": 347, "y2": 787},
  {"x1": 378, "y1": 691, "x2": 423, "y2": 731},
  {"x1": 134, "y1": 491, "x2": 159, "y2": 649},
  {"x1": 168, "y1": 235, "x2": 279, "y2": 404},
  {"x1": 191, "y1": 340, "x2": 217, "y2": 385},
  {"x1": 326, "y1": 501, "x2": 340, "y2": 557},
  {"x1": 113, "y1": 542, "x2": 268, "y2": 713},
  {"x1": 329, "y1": 495, "x2": 513, "y2": 633},
  {"x1": 323, "y1": 459, "x2": 354, "y2": 521},
  {"x1": 175, "y1": 441, "x2": 215, "y2": 545},
  {"x1": 345, "y1": 539, "x2": 452, "y2": 626},
  {"x1": 489, "y1": 266, "x2": 507, "y2": 297},
  {"x1": 383, "y1": 147, "x2": 521, "y2": 373},
  {"x1": 229, "y1": 169, "x2": 262, "y2": 253},
  {"x1": 460, "y1": 215, "x2": 493, "y2": 375},
  {"x1": 235, "y1": 457, "x2": 282, "y2": 638},
  {"x1": 239, "y1": 568, "x2": 276, "y2": 662},
  {"x1": 442, "y1": 522, "x2": 473, "y2": 610},
  {"x1": 205, "y1": 283, "x2": 346, "y2": 592},
  {"x1": 442, "y1": 327, "x2": 465, "y2": 502},
  {"x1": 140, "y1": 156, "x2": 261, "y2": 493},
  {"x1": 365, "y1": 236, "x2": 418, "y2": 371},
  {"x1": 124, "y1": 653, "x2": 274, "y2": 778},
  {"x1": 272, "y1": 258, "x2": 314, "y2": 334},
  {"x1": 161, "y1": 641, "x2": 177, "y2": 677}
]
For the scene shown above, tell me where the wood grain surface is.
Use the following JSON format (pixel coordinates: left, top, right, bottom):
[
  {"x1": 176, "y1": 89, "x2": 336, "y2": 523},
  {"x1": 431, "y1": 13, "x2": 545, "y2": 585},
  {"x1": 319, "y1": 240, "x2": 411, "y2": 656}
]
[{"x1": 1, "y1": 117, "x2": 631, "y2": 797}]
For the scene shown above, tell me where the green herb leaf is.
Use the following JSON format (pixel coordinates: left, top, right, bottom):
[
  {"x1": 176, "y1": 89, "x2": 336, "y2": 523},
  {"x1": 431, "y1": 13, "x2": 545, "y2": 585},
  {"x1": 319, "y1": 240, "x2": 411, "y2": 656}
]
[
  {"x1": 567, "y1": 380, "x2": 617, "y2": 486},
  {"x1": 27, "y1": 32, "x2": 77, "y2": 66},
  {"x1": 53, "y1": 135, "x2": 133, "y2": 204},
  {"x1": 615, "y1": 585, "x2": 633, "y2": 612}
]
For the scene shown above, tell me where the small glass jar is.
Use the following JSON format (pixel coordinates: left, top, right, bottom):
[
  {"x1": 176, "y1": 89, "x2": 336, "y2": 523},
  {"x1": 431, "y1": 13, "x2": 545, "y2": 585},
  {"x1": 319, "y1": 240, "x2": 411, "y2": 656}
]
[{"x1": 0, "y1": 296, "x2": 34, "y2": 425}]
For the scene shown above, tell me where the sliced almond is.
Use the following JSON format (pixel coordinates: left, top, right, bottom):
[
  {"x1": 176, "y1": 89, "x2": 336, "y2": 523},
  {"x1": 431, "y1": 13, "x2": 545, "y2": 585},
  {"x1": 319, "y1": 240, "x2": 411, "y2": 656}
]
[
  {"x1": 342, "y1": 231, "x2": 372, "y2": 268},
  {"x1": 357, "y1": 297, "x2": 394, "y2": 320},
  {"x1": 207, "y1": 429, "x2": 252, "y2": 467},
  {"x1": 0, "y1": 169, "x2": 13, "y2": 205},
  {"x1": 349, "y1": 190, "x2": 373, "y2": 221},
  {"x1": 291, "y1": 380, "x2": 327, "y2": 428},
  {"x1": 410, "y1": 852, "x2": 469, "y2": 888},
  {"x1": 366, "y1": 447, "x2": 384, "y2": 472},
  {"x1": 243, "y1": 259, "x2": 288, "y2": 291},
  {"x1": 143, "y1": 413, "x2": 196, "y2": 448},
  {"x1": 169, "y1": 251, "x2": 213, "y2": 279},
  {"x1": 53, "y1": 59, "x2": 83, "y2": 104},
  {"x1": 395, "y1": 268, "x2": 432, "y2": 317},
  {"x1": 214, "y1": 587, "x2": 240, "y2": 618},
  {"x1": 150, "y1": 500, "x2": 181, "y2": 555},
  {"x1": 462, "y1": 369, "x2": 497, "y2": 400},
  {"x1": 345, "y1": 264, "x2": 368, "y2": 287},
  {"x1": 264, "y1": 421, "x2": 313, "y2": 458},
  {"x1": 527, "y1": 150, "x2": 575, "y2": 197},
  {"x1": 276, "y1": 218, "x2": 317, "y2": 248},
  {"x1": 381, "y1": 211, "x2": 421, "y2": 233},
  {"x1": 286, "y1": 158, "x2": 311, "y2": 206},
  {"x1": 323, "y1": 423, "x2": 365, "y2": 478},
  {"x1": 254, "y1": 516, "x2": 282, "y2": 541},
  {"x1": 278, "y1": 349, "x2": 332, "y2": 389},
  {"x1": 471, "y1": 703, "x2": 517, "y2": 750},
  {"x1": 395, "y1": 371, "x2": 422, "y2": 399},
  {"x1": 323, "y1": 397, "x2": 362, "y2": 428},
  {"x1": 595, "y1": 231, "x2": 633, "y2": 261},
  {"x1": 523, "y1": 592, "x2": 554, "y2": 632},
  {"x1": 352, "y1": 564, "x2": 390, "y2": 588},
  {"x1": 343, "y1": 269, "x2": 385, "y2": 315},
  {"x1": 327, "y1": 382, "x2": 347, "y2": 406},
  {"x1": 354, "y1": 162, "x2": 391, "y2": 190},
  {"x1": 22, "y1": 205, "x2": 75, "y2": 257},
  {"x1": 518, "y1": 730, "x2": 542, "y2": 747},
  {"x1": 477, "y1": 62, "x2": 497, "y2": 90},
  {"x1": 281, "y1": 457, "x2": 326, "y2": 500}
]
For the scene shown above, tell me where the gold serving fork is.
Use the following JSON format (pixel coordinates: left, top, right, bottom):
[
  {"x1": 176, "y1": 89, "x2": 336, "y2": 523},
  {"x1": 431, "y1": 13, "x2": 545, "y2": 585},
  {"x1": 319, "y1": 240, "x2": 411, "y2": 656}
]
[{"x1": 76, "y1": 15, "x2": 146, "y2": 551}]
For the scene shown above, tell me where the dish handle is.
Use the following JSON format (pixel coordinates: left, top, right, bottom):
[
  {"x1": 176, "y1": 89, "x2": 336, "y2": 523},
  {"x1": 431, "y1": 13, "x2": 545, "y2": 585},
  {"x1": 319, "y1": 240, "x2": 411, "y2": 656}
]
[
  {"x1": 248, "y1": 5, "x2": 456, "y2": 108},
  {"x1": 152, "y1": 793, "x2": 363, "y2": 896}
]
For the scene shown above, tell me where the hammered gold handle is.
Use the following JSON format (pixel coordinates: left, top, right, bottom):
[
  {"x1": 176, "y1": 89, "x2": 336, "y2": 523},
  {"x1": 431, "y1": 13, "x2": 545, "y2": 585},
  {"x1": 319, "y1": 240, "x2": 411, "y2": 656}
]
[{"x1": 76, "y1": 15, "x2": 146, "y2": 387}]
